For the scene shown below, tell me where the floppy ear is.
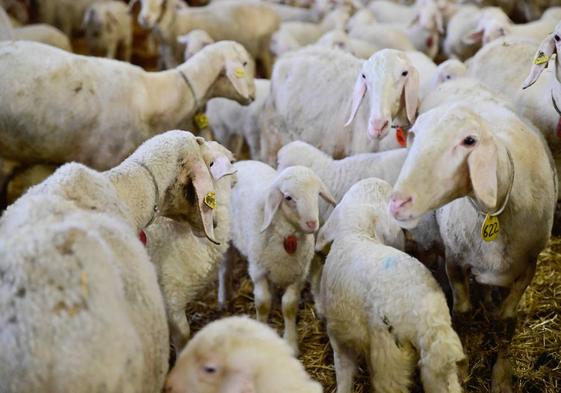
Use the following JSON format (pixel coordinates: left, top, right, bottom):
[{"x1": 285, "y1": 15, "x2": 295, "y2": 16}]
[
  {"x1": 403, "y1": 67, "x2": 419, "y2": 124},
  {"x1": 261, "y1": 186, "x2": 283, "y2": 232},
  {"x1": 522, "y1": 34, "x2": 556, "y2": 89},
  {"x1": 344, "y1": 71, "x2": 367, "y2": 127},
  {"x1": 318, "y1": 179, "x2": 337, "y2": 206},
  {"x1": 210, "y1": 155, "x2": 236, "y2": 180},
  {"x1": 225, "y1": 59, "x2": 250, "y2": 99},
  {"x1": 467, "y1": 136, "x2": 498, "y2": 211},
  {"x1": 462, "y1": 28, "x2": 483, "y2": 45},
  {"x1": 315, "y1": 210, "x2": 338, "y2": 251}
]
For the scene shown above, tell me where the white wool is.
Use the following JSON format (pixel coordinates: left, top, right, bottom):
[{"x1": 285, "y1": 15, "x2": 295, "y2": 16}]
[
  {"x1": 178, "y1": 29, "x2": 215, "y2": 61},
  {"x1": 315, "y1": 30, "x2": 379, "y2": 59},
  {"x1": 9, "y1": 24, "x2": 72, "y2": 51},
  {"x1": 35, "y1": 0, "x2": 109, "y2": 36}
]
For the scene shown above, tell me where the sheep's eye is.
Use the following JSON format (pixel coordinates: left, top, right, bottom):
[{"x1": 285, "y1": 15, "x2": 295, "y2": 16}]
[
  {"x1": 230, "y1": 160, "x2": 235, "y2": 164},
  {"x1": 284, "y1": 195, "x2": 292, "y2": 201},
  {"x1": 361, "y1": 73, "x2": 366, "y2": 79},
  {"x1": 446, "y1": 75, "x2": 451, "y2": 80},
  {"x1": 209, "y1": 161, "x2": 214, "y2": 167},
  {"x1": 401, "y1": 70, "x2": 408, "y2": 77},
  {"x1": 203, "y1": 366, "x2": 217, "y2": 374},
  {"x1": 499, "y1": 28, "x2": 505, "y2": 35},
  {"x1": 243, "y1": 61, "x2": 248, "y2": 66},
  {"x1": 555, "y1": 34, "x2": 560, "y2": 42},
  {"x1": 462, "y1": 136, "x2": 477, "y2": 146}
]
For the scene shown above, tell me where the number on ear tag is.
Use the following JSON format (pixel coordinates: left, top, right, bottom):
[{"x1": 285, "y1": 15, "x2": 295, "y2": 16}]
[
  {"x1": 194, "y1": 113, "x2": 209, "y2": 129},
  {"x1": 234, "y1": 67, "x2": 245, "y2": 78},
  {"x1": 481, "y1": 214, "x2": 500, "y2": 242},
  {"x1": 534, "y1": 51, "x2": 549, "y2": 65}
]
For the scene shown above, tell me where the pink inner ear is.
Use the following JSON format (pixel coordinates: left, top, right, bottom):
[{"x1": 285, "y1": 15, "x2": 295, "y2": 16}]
[{"x1": 344, "y1": 74, "x2": 367, "y2": 127}]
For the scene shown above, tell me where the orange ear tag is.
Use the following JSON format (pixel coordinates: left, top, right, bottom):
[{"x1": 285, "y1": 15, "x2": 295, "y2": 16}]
[
  {"x1": 284, "y1": 235, "x2": 298, "y2": 254},
  {"x1": 396, "y1": 127, "x2": 407, "y2": 148}
]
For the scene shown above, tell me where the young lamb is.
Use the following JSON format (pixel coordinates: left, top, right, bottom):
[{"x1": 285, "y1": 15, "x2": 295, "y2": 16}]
[
  {"x1": 83, "y1": 1, "x2": 132, "y2": 61},
  {"x1": 316, "y1": 178, "x2": 466, "y2": 393},
  {"x1": 136, "y1": 0, "x2": 280, "y2": 74},
  {"x1": 206, "y1": 78, "x2": 270, "y2": 160},
  {"x1": 146, "y1": 141, "x2": 236, "y2": 352},
  {"x1": 315, "y1": 30, "x2": 379, "y2": 59},
  {"x1": 260, "y1": 47, "x2": 435, "y2": 163},
  {"x1": 9, "y1": 23, "x2": 73, "y2": 52},
  {"x1": 389, "y1": 101, "x2": 557, "y2": 393},
  {"x1": 429, "y1": 58, "x2": 467, "y2": 88},
  {"x1": 177, "y1": 29, "x2": 214, "y2": 61},
  {"x1": 0, "y1": 130, "x2": 219, "y2": 393},
  {"x1": 165, "y1": 316, "x2": 323, "y2": 393},
  {"x1": 36, "y1": 0, "x2": 108, "y2": 36},
  {"x1": 0, "y1": 40, "x2": 255, "y2": 171},
  {"x1": 228, "y1": 161, "x2": 336, "y2": 354}
]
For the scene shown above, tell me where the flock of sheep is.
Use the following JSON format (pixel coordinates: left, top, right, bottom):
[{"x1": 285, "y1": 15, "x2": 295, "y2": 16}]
[{"x1": 0, "y1": 0, "x2": 560, "y2": 392}]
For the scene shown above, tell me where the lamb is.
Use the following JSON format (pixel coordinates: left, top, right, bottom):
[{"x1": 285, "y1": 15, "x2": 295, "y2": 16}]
[
  {"x1": 260, "y1": 47, "x2": 436, "y2": 163},
  {"x1": 10, "y1": 24, "x2": 72, "y2": 52},
  {"x1": 177, "y1": 29, "x2": 214, "y2": 61},
  {"x1": 206, "y1": 78, "x2": 270, "y2": 160},
  {"x1": 0, "y1": 40, "x2": 255, "y2": 171},
  {"x1": 136, "y1": 0, "x2": 280, "y2": 74},
  {"x1": 145, "y1": 141, "x2": 236, "y2": 352},
  {"x1": 165, "y1": 316, "x2": 323, "y2": 393},
  {"x1": 228, "y1": 161, "x2": 336, "y2": 353},
  {"x1": 315, "y1": 30, "x2": 379, "y2": 59},
  {"x1": 83, "y1": 1, "x2": 132, "y2": 61},
  {"x1": 316, "y1": 178, "x2": 466, "y2": 393},
  {"x1": 347, "y1": 23, "x2": 415, "y2": 53},
  {"x1": 429, "y1": 58, "x2": 467, "y2": 88},
  {"x1": 35, "y1": 0, "x2": 108, "y2": 36},
  {"x1": 443, "y1": 4, "x2": 483, "y2": 60},
  {"x1": 0, "y1": 130, "x2": 219, "y2": 393},
  {"x1": 389, "y1": 101, "x2": 557, "y2": 392}
]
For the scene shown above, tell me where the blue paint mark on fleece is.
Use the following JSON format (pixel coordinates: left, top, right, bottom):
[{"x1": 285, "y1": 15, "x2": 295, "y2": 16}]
[{"x1": 383, "y1": 256, "x2": 398, "y2": 270}]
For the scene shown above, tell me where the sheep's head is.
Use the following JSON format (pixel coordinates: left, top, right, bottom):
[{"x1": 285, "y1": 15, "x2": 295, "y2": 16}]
[
  {"x1": 316, "y1": 178, "x2": 405, "y2": 251},
  {"x1": 408, "y1": 2, "x2": 444, "y2": 59},
  {"x1": 522, "y1": 21, "x2": 561, "y2": 90},
  {"x1": 463, "y1": 7, "x2": 511, "y2": 46},
  {"x1": 261, "y1": 166, "x2": 336, "y2": 234},
  {"x1": 178, "y1": 30, "x2": 215, "y2": 61},
  {"x1": 136, "y1": 0, "x2": 167, "y2": 29},
  {"x1": 431, "y1": 59, "x2": 467, "y2": 88},
  {"x1": 389, "y1": 104, "x2": 499, "y2": 229},
  {"x1": 345, "y1": 49, "x2": 420, "y2": 140},
  {"x1": 201, "y1": 141, "x2": 237, "y2": 184}
]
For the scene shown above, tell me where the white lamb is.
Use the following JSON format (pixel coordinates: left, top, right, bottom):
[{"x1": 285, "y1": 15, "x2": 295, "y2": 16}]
[
  {"x1": 83, "y1": 1, "x2": 132, "y2": 61},
  {"x1": 315, "y1": 30, "x2": 380, "y2": 59},
  {"x1": 260, "y1": 47, "x2": 436, "y2": 163},
  {"x1": 36, "y1": 0, "x2": 108, "y2": 36},
  {"x1": 389, "y1": 101, "x2": 557, "y2": 393},
  {"x1": 146, "y1": 141, "x2": 236, "y2": 352},
  {"x1": 8, "y1": 23, "x2": 73, "y2": 52},
  {"x1": 177, "y1": 29, "x2": 215, "y2": 61},
  {"x1": 0, "y1": 40, "x2": 255, "y2": 171},
  {"x1": 165, "y1": 316, "x2": 323, "y2": 393},
  {"x1": 0, "y1": 130, "x2": 219, "y2": 393},
  {"x1": 316, "y1": 178, "x2": 466, "y2": 393},
  {"x1": 136, "y1": 0, "x2": 280, "y2": 74},
  {"x1": 228, "y1": 161, "x2": 336, "y2": 353},
  {"x1": 429, "y1": 58, "x2": 467, "y2": 88},
  {"x1": 443, "y1": 4, "x2": 483, "y2": 60}
]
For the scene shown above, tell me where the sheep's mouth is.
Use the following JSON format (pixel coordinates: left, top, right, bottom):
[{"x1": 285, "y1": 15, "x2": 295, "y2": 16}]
[{"x1": 393, "y1": 214, "x2": 422, "y2": 229}]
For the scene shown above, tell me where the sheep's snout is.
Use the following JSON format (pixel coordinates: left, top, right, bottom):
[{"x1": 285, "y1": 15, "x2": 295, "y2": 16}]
[
  {"x1": 388, "y1": 193, "x2": 413, "y2": 218},
  {"x1": 305, "y1": 220, "x2": 318, "y2": 232},
  {"x1": 368, "y1": 118, "x2": 389, "y2": 140}
]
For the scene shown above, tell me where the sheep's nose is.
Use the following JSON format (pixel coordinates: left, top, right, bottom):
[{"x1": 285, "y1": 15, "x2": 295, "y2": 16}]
[
  {"x1": 306, "y1": 220, "x2": 318, "y2": 231},
  {"x1": 389, "y1": 195, "x2": 413, "y2": 217},
  {"x1": 368, "y1": 119, "x2": 389, "y2": 139}
]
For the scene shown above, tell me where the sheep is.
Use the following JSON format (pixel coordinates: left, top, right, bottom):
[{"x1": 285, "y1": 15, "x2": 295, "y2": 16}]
[
  {"x1": 389, "y1": 101, "x2": 557, "y2": 392},
  {"x1": 347, "y1": 23, "x2": 415, "y2": 53},
  {"x1": 206, "y1": 78, "x2": 270, "y2": 160},
  {"x1": 0, "y1": 40, "x2": 255, "y2": 172},
  {"x1": 443, "y1": 4, "x2": 483, "y2": 60},
  {"x1": 83, "y1": 1, "x2": 132, "y2": 61},
  {"x1": 316, "y1": 178, "x2": 466, "y2": 393},
  {"x1": 165, "y1": 316, "x2": 323, "y2": 393},
  {"x1": 0, "y1": 0, "x2": 28, "y2": 25},
  {"x1": 228, "y1": 161, "x2": 336, "y2": 354},
  {"x1": 315, "y1": 30, "x2": 379, "y2": 59},
  {"x1": 136, "y1": 0, "x2": 280, "y2": 74},
  {"x1": 10, "y1": 24, "x2": 72, "y2": 52},
  {"x1": 145, "y1": 141, "x2": 236, "y2": 352},
  {"x1": 429, "y1": 58, "x2": 467, "y2": 88},
  {"x1": 261, "y1": 47, "x2": 435, "y2": 163},
  {"x1": 5, "y1": 164, "x2": 57, "y2": 205},
  {"x1": 0, "y1": 130, "x2": 219, "y2": 393},
  {"x1": 177, "y1": 29, "x2": 214, "y2": 61},
  {"x1": 345, "y1": 7, "x2": 377, "y2": 32},
  {"x1": 35, "y1": 0, "x2": 108, "y2": 36}
]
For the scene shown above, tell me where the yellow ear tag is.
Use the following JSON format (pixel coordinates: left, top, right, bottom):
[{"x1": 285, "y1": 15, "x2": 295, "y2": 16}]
[
  {"x1": 194, "y1": 113, "x2": 209, "y2": 129},
  {"x1": 234, "y1": 67, "x2": 245, "y2": 78},
  {"x1": 204, "y1": 191, "x2": 217, "y2": 209},
  {"x1": 534, "y1": 51, "x2": 549, "y2": 65},
  {"x1": 481, "y1": 214, "x2": 500, "y2": 242}
]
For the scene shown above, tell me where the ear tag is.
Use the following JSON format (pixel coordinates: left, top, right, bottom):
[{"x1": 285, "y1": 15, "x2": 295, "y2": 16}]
[
  {"x1": 194, "y1": 112, "x2": 209, "y2": 129},
  {"x1": 396, "y1": 127, "x2": 407, "y2": 147},
  {"x1": 204, "y1": 192, "x2": 217, "y2": 209},
  {"x1": 534, "y1": 51, "x2": 549, "y2": 65},
  {"x1": 139, "y1": 230, "x2": 148, "y2": 246},
  {"x1": 284, "y1": 235, "x2": 298, "y2": 254},
  {"x1": 481, "y1": 214, "x2": 500, "y2": 242},
  {"x1": 234, "y1": 67, "x2": 245, "y2": 78}
]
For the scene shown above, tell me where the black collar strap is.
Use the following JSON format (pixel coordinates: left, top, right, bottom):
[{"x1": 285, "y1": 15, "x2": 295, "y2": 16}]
[
  {"x1": 136, "y1": 161, "x2": 160, "y2": 228},
  {"x1": 178, "y1": 69, "x2": 199, "y2": 110}
]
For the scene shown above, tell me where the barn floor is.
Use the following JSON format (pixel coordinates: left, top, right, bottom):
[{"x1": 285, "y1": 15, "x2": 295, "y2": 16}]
[{"x1": 185, "y1": 238, "x2": 561, "y2": 393}]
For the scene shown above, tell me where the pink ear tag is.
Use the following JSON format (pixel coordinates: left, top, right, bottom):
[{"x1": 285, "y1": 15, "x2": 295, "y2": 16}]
[{"x1": 283, "y1": 235, "x2": 298, "y2": 254}]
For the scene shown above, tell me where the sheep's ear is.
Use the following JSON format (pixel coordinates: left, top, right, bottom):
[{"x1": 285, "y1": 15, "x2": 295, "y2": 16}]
[
  {"x1": 318, "y1": 179, "x2": 337, "y2": 206},
  {"x1": 177, "y1": 34, "x2": 189, "y2": 45},
  {"x1": 403, "y1": 66, "x2": 419, "y2": 124},
  {"x1": 225, "y1": 59, "x2": 250, "y2": 99},
  {"x1": 434, "y1": 11, "x2": 444, "y2": 35},
  {"x1": 462, "y1": 28, "x2": 483, "y2": 45},
  {"x1": 210, "y1": 155, "x2": 236, "y2": 180},
  {"x1": 315, "y1": 210, "x2": 338, "y2": 251},
  {"x1": 467, "y1": 136, "x2": 498, "y2": 211},
  {"x1": 189, "y1": 160, "x2": 219, "y2": 244},
  {"x1": 82, "y1": 8, "x2": 95, "y2": 28},
  {"x1": 344, "y1": 71, "x2": 367, "y2": 127},
  {"x1": 261, "y1": 186, "x2": 283, "y2": 232},
  {"x1": 522, "y1": 34, "x2": 556, "y2": 89},
  {"x1": 220, "y1": 371, "x2": 255, "y2": 393}
]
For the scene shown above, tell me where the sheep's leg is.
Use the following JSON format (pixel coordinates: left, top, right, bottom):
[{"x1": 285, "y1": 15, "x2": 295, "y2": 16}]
[
  {"x1": 308, "y1": 254, "x2": 324, "y2": 317},
  {"x1": 328, "y1": 331, "x2": 357, "y2": 393},
  {"x1": 169, "y1": 309, "x2": 190, "y2": 352},
  {"x1": 253, "y1": 277, "x2": 271, "y2": 324},
  {"x1": 499, "y1": 260, "x2": 536, "y2": 319},
  {"x1": 123, "y1": 38, "x2": 132, "y2": 62},
  {"x1": 229, "y1": 134, "x2": 245, "y2": 160},
  {"x1": 218, "y1": 247, "x2": 235, "y2": 311},
  {"x1": 281, "y1": 283, "x2": 301, "y2": 355},
  {"x1": 106, "y1": 42, "x2": 117, "y2": 59},
  {"x1": 445, "y1": 259, "x2": 471, "y2": 315},
  {"x1": 369, "y1": 329, "x2": 414, "y2": 393}
]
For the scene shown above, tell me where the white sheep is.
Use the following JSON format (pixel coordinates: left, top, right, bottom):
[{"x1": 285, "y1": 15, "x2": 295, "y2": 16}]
[
  {"x1": 36, "y1": 0, "x2": 108, "y2": 36},
  {"x1": 146, "y1": 141, "x2": 236, "y2": 352},
  {"x1": 83, "y1": 1, "x2": 132, "y2": 61},
  {"x1": 261, "y1": 47, "x2": 435, "y2": 163},
  {"x1": 228, "y1": 161, "x2": 336, "y2": 353},
  {"x1": 136, "y1": 0, "x2": 280, "y2": 74},
  {"x1": 316, "y1": 178, "x2": 466, "y2": 393},
  {"x1": 0, "y1": 40, "x2": 255, "y2": 171},
  {"x1": 315, "y1": 30, "x2": 379, "y2": 59},
  {"x1": 10, "y1": 24, "x2": 72, "y2": 52},
  {"x1": 206, "y1": 78, "x2": 270, "y2": 160},
  {"x1": 429, "y1": 58, "x2": 467, "y2": 88},
  {"x1": 0, "y1": 130, "x2": 219, "y2": 393},
  {"x1": 177, "y1": 29, "x2": 215, "y2": 61},
  {"x1": 389, "y1": 101, "x2": 557, "y2": 393},
  {"x1": 165, "y1": 316, "x2": 323, "y2": 393},
  {"x1": 347, "y1": 23, "x2": 415, "y2": 53},
  {"x1": 443, "y1": 4, "x2": 483, "y2": 60}
]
